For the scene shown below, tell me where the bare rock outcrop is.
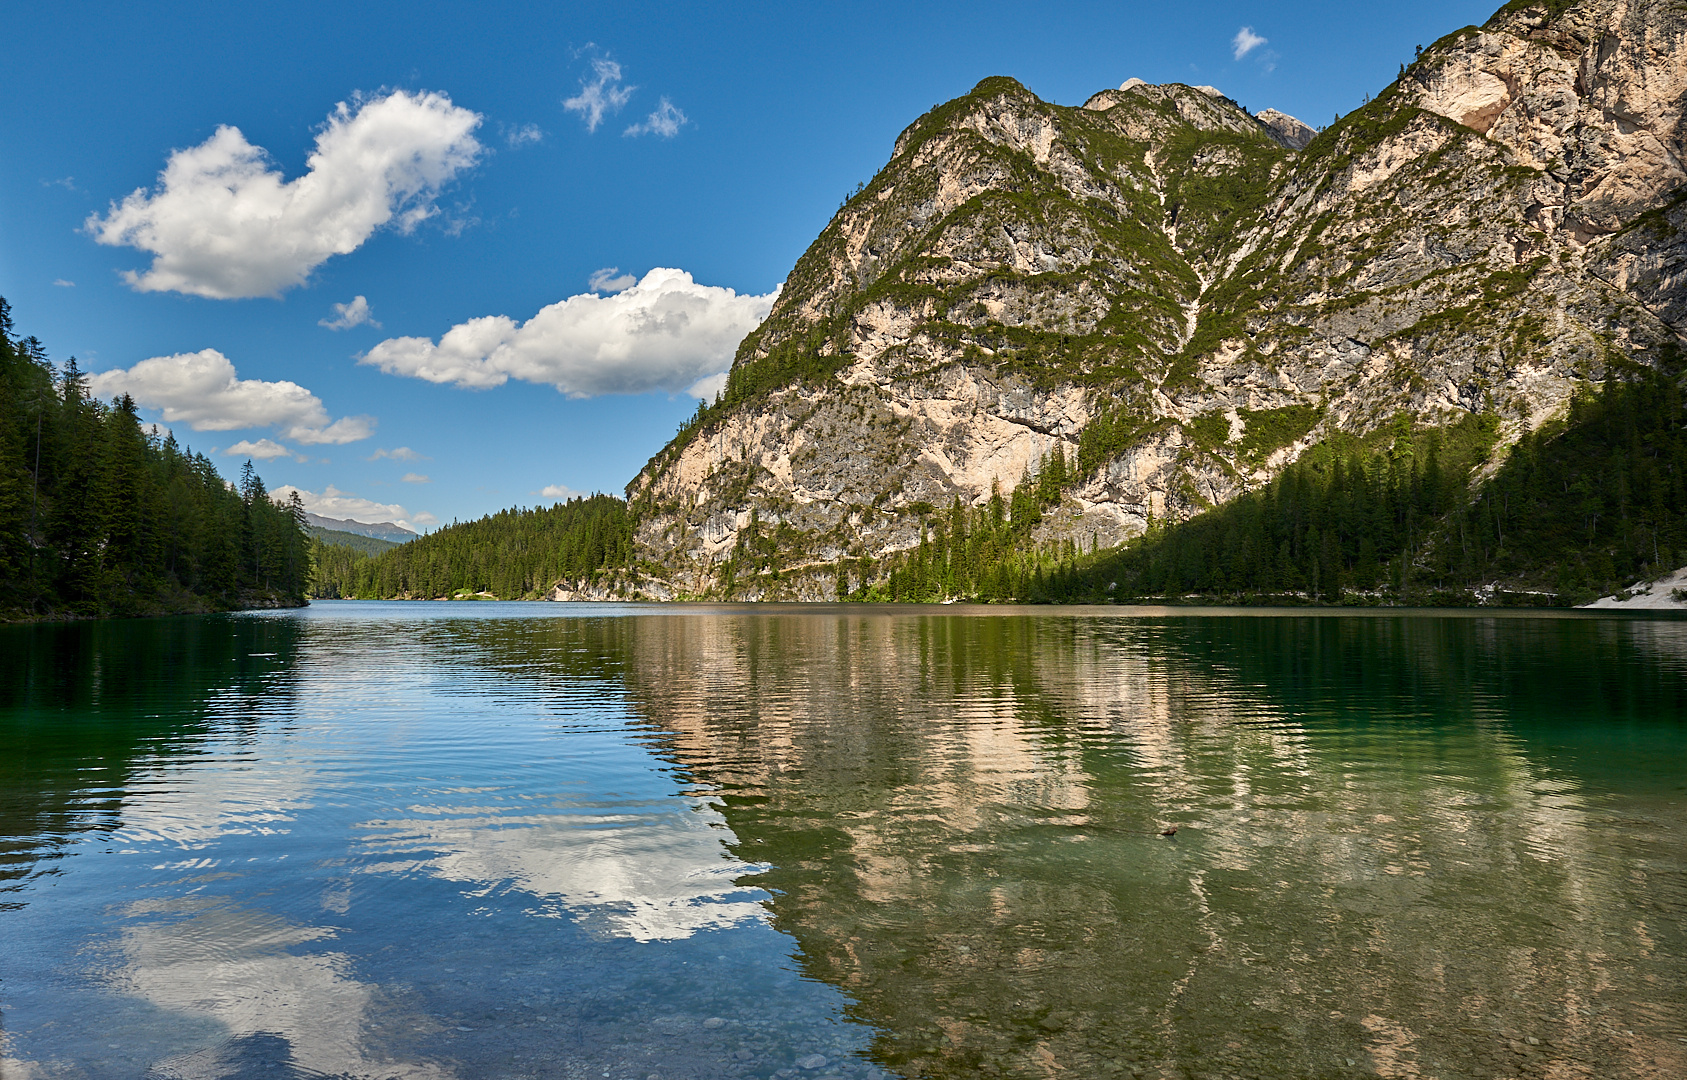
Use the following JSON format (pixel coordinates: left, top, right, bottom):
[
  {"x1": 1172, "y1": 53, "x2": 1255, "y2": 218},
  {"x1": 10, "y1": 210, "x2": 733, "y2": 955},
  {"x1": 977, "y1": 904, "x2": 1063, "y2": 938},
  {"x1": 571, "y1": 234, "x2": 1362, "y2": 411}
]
[{"x1": 1256, "y1": 108, "x2": 1317, "y2": 150}]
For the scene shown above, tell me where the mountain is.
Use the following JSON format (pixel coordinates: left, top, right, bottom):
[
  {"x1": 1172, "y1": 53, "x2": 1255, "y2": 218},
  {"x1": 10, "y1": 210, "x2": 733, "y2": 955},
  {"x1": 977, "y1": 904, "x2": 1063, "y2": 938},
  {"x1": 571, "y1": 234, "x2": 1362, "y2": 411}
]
[
  {"x1": 306, "y1": 526, "x2": 402, "y2": 557},
  {"x1": 625, "y1": 0, "x2": 1687, "y2": 601},
  {"x1": 303, "y1": 513, "x2": 418, "y2": 543}
]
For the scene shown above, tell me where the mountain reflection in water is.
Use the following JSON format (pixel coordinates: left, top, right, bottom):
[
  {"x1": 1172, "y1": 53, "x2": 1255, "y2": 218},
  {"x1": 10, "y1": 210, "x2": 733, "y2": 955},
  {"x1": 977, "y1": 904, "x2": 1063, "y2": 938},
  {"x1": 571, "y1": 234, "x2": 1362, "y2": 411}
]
[
  {"x1": 0, "y1": 605, "x2": 1682, "y2": 1080},
  {"x1": 614, "y1": 610, "x2": 1687, "y2": 1080}
]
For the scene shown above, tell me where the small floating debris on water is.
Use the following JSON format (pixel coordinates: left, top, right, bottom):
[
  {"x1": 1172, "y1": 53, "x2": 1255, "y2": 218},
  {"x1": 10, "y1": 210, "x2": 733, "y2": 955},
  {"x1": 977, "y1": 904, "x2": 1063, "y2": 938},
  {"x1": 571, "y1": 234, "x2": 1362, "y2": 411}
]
[{"x1": 1160, "y1": 827, "x2": 1178, "y2": 837}]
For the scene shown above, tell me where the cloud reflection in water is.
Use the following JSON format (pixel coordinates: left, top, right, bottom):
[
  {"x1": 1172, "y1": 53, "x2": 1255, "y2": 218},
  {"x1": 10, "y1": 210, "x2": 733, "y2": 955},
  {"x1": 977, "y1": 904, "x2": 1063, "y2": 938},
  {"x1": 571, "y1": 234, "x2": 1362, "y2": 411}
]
[{"x1": 355, "y1": 793, "x2": 771, "y2": 942}]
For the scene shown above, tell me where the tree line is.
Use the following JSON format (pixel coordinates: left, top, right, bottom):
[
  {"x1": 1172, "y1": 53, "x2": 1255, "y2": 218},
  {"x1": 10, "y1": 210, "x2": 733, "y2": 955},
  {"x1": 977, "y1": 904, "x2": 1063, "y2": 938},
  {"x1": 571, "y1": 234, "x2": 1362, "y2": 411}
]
[
  {"x1": 858, "y1": 361, "x2": 1687, "y2": 606},
  {"x1": 306, "y1": 354, "x2": 1685, "y2": 609},
  {"x1": 816, "y1": 445, "x2": 1084, "y2": 602},
  {"x1": 1091, "y1": 412, "x2": 1502, "y2": 603},
  {"x1": 1087, "y1": 369, "x2": 1687, "y2": 606},
  {"x1": 311, "y1": 494, "x2": 634, "y2": 599},
  {"x1": 0, "y1": 298, "x2": 310, "y2": 619}
]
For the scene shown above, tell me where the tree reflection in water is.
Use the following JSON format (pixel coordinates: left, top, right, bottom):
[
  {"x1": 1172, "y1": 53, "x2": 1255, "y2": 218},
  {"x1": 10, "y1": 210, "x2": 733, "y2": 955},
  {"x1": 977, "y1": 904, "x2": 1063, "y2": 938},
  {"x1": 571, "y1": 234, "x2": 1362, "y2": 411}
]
[{"x1": 612, "y1": 609, "x2": 1687, "y2": 1080}]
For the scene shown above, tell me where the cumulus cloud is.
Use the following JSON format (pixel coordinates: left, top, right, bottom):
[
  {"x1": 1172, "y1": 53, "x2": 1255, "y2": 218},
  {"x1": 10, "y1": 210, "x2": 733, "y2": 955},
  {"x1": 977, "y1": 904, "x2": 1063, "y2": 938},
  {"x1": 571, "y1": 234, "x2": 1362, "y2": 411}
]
[
  {"x1": 1232, "y1": 27, "x2": 1267, "y2": 60},
  {"x1": 563, "y1": 57, "x2": 634, "y2": 132},
  {"x1": 87, "y1": 349, "x2": 375, "y2": 444},
  {"x1": 273, "y1": 484, "x2": 437, "y2": 528},
  {"x1": 367, "y1": 446, "x2": 427, "y2": 461},
  {"x1": 86, "y1": 90, "x2": 483, "y2": 299},
  {"x1": 625, "y1": 97, "x2": 687, "y2": 138},
  {"x1": 359, "y1": 268, "x2": 778, "y2": 398},
  {"x1": 53, "y1": 279, "x2": 74, "y2": 287},
  {"x1": 538, "y1": 483, "x2": 586, "y2": 500},
  {"x1": 401, "y1": 472, "x2": 430, "y2": 484},
  {"x1": 225, "y1": 438, "x2": 303, "y2": 461},
  {"x1": 320, "y1": 295, "x2": 380, "y2": 330},
  {"x1": 588, "y1": 267, "x2": 637, "y2": 293},
  {"x1": 685, "y1": 371, "x2": 728, "y2": 401}
]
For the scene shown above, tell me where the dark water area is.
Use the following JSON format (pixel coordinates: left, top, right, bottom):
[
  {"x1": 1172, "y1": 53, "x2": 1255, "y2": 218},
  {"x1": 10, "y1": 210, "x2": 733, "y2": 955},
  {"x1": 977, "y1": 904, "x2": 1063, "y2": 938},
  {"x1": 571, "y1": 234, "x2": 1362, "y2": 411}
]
[{"x1": 1, "y1": 603, "x2": 1683, "y2": 1080}]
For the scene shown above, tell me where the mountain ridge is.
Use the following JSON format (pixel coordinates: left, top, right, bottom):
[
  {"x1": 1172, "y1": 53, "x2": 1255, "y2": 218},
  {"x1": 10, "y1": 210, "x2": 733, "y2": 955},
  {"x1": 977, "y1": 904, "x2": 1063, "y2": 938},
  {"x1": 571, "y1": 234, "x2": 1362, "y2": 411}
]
[
  {"x1": 303, "y1": 512, "x2": 418, "y2": 542},
  {"x1": 614, "y1": 0, "x2": 1686, "y2": 601}
]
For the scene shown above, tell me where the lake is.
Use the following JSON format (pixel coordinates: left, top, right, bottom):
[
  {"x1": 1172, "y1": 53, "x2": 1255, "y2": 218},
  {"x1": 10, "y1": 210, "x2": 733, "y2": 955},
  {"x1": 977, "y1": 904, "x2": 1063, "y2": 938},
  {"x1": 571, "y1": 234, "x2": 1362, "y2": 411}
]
[{"x1": 1, "y1": 602, "x2": 1683, "y2": 1080}]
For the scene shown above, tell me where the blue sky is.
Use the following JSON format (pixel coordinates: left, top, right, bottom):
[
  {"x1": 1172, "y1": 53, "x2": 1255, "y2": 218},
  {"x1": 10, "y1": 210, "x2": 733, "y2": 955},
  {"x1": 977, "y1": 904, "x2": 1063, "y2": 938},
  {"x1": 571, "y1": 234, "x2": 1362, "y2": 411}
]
[{"x1": 1, "y1": 0, "x2": 1496, "y2": 531}]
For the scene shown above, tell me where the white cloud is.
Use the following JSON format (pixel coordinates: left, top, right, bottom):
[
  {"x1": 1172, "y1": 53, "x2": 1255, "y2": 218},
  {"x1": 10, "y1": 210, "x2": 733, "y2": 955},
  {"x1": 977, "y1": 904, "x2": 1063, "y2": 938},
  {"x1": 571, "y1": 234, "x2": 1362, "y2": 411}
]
[
  {"x1": 625, "y1": 97, "x2": 687, "y2": 138},
  {"x1": 320, "y1": 295, "x2": 380, "y2": 330},
  {"x1": 87, "y1": 90, "x2": 483, "y2": 299},
  {"x1": 366, "y1": 446, "x2": 428, "y2": 461},
  {"x1": 503, "y1": 122, "x2": 543, "y2": 147},
  {"x1": 538, "y1": 483, "x2": 586, "y2": 500},
  {"x1": 225, "y1": 438, "x2": 303, "y2": 461},
  {"x1": 563, "y1": 57, "x2": 634, "y2": 133},
  {"x1": 53, "y1": 278, "x2": 74, "y2": 287},
  {"x1": 274, "y1": 484, "x2": 437, "y2": 528},
  {"x1": 87, "y1": 349, "x2": 375, "y2": 444},
  {"x1": 685, "y1": 371, "x2": 728, "y2": 401},
  {"x1": 588, "y1": 267, "x2": 637, "y2": 293},
  {"x1": 401, "y1": 472, "x2": 430, "y2": 483},
  {"x1": 360, "y1": 268, "x2": 778, "y2": 398},
  {"x1": 1232, "y1": 26, "x2": 1267, "y2": 60}
]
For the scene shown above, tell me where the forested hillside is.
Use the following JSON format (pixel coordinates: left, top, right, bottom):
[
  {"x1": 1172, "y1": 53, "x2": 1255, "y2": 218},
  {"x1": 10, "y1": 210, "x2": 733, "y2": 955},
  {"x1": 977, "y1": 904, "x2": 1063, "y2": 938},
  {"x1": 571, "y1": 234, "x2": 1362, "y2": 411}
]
[
  {"x1": 306, "y1": 526, "x2": 400, "y2": 557},
  {"x1": 858, "y1": 360, "x2": 1687, "y2": 606},
  {"x1": 311, "y1": 494, "x2": 632, "y2": 599},
  {"x1": 0, "y1": 298, "x2": 310, "y2": 620}
]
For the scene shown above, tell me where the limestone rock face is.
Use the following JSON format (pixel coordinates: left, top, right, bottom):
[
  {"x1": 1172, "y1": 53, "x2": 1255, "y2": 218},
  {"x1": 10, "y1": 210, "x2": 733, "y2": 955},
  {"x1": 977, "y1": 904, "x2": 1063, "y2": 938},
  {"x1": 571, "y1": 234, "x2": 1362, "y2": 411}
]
[
  {"x1": 628, "y1": 0, "x2": 1687, "y2": 598},
  {"x1": 1256, "y1": 109, "x2": 1317, "y2": 150}
]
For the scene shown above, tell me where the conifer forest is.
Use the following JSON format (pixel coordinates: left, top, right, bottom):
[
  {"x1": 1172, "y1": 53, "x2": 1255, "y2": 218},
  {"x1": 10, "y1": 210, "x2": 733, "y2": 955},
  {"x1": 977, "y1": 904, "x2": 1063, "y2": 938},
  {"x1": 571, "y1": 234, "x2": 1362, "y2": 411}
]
[{"x1": 0, "y1": 298, "x2": 310, "y2": 619}]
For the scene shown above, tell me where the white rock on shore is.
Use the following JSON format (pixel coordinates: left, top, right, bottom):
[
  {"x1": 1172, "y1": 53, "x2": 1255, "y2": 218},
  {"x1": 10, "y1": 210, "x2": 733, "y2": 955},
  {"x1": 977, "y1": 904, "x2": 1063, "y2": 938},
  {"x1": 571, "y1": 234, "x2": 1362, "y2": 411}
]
[{"x1": 1580, "y1": 566, "x2": 1687, "y2": 609}]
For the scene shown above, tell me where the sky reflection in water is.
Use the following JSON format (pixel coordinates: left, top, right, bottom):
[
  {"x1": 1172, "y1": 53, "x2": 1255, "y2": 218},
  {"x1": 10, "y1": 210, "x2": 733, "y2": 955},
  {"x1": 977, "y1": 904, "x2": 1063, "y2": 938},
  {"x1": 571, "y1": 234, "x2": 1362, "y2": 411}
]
[{"x1": 0, "y1": 602, "x2": 1683, "y2": 1080}]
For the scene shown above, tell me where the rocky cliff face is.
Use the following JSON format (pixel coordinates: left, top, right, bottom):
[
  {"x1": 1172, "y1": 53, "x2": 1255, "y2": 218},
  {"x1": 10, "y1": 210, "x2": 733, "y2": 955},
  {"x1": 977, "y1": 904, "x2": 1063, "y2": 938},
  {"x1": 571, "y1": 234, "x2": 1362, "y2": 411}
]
[{"x1": 627, "y1": 0, "x2": 1687, "y2": 599}]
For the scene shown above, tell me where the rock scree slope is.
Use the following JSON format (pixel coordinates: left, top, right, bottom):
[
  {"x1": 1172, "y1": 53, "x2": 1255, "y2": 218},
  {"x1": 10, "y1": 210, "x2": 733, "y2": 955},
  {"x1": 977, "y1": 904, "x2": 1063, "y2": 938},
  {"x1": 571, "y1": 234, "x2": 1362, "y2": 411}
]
[{"x1": 625, "y1": 0, "x2": 1687, "y2": 600}]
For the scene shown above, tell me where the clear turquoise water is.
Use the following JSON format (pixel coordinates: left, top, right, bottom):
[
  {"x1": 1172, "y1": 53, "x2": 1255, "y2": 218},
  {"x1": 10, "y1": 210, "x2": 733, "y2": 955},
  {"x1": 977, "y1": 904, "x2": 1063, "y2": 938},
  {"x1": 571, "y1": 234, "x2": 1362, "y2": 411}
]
[{"x1": 1, "y1": 603, "x2": 1683, "y2": 1079}]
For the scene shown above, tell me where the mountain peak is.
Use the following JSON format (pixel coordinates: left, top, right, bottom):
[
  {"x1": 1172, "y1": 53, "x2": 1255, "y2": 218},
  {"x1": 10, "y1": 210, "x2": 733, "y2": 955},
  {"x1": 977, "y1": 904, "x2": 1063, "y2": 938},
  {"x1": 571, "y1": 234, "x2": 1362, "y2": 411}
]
[
  {"x1": 303, "y1": 513, "x2": 418, "y2": 542},
  {"x1": 1255, "y1": 108, "x2": 1316, "y2": 149}
]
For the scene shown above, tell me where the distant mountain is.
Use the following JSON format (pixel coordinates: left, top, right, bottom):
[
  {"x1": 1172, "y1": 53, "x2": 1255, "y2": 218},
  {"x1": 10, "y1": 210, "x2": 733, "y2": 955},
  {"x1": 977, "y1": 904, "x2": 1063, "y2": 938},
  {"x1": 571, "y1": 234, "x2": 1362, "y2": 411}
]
[
  {"x1": 303, "y1": 513, "x2": 418, "y2": 542},
  {"x1": 308, "y1": 494, "x2": 633, "y2": 600},
  {"x1": 306, "y1": 526, "x2": 402, "y2": 556}
]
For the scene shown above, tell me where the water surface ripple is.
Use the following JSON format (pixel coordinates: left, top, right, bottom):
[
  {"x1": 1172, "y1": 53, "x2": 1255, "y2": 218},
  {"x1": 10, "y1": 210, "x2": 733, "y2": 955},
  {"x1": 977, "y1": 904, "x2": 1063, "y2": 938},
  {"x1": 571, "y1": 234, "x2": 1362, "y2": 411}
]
[{"x1": 1, "y1": 603, "x2": 1683, "y2": 1080}]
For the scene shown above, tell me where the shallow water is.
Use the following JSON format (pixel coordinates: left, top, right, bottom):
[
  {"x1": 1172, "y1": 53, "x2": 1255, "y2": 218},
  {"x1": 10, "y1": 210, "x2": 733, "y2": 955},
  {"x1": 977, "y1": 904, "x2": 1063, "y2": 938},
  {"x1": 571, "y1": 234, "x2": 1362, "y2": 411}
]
[{"x1": 1, "y1": 603, "x2": 1683, "y2": 1080}]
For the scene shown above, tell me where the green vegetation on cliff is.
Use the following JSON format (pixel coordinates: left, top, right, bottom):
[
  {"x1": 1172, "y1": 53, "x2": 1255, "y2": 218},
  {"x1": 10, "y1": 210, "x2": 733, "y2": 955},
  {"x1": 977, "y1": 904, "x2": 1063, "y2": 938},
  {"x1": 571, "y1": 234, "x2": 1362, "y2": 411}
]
[
  {"x1": 866, "y1": 361, "x2": 1687, "y2": 606},
  {"x1": 829, "y1": 447, "x2": 1082, "y2": 602},
  {"x1": 0, "y1": 298, "x2": 310, "y2": 620},
  {"x1": 312, "y1": 493, "x2": 633, "y2": 599},
  {"x1": 324, "y1": 360, "x2": 1685, "y2": 610}
]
